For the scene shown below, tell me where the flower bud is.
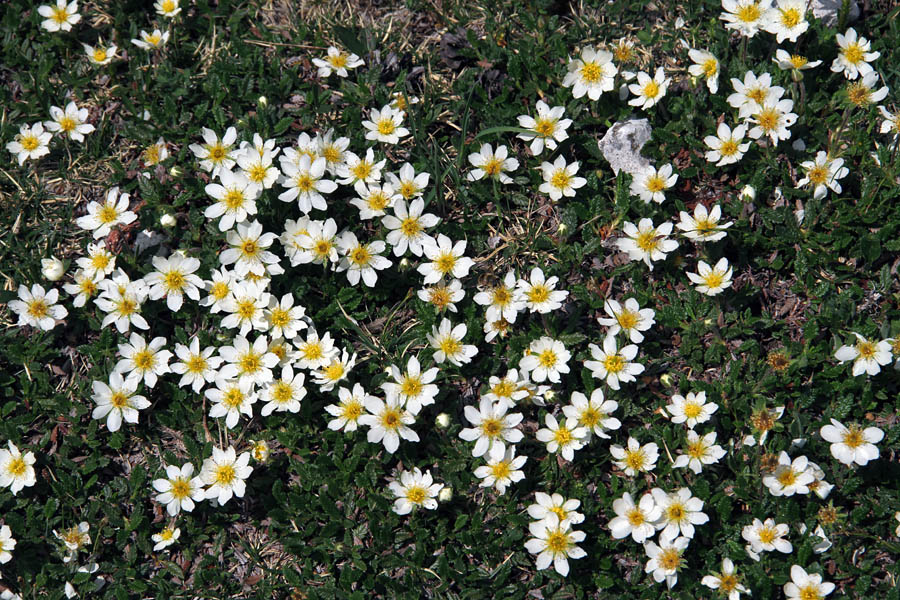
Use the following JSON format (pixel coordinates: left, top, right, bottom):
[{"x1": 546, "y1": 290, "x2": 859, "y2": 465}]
[
  {"x1": 435, "y1": 413, "x2": 450, "y2": 428},
  {"x1": 659, "y1": 373, "x2": 675, "y2": 388},
  {"x1": 258, "y1": 95, "x2": 268, "y2": 107},
  {"x1": 251, "y1": 440, "x2": 270, "y2": 462},
  {"x1": 169, "y1": 165, "x2": 182, "y2": 178},
  {"x1": 438, "y1": 486, "x2": 453, "y2": 502},
  {"x1": 740, "y1": 185, "x2": 756, "y2": 201},
  {"x1": 160, "y1": 213, "x2": 177, "y2": 228},
  {"x1": 41, "y1": 256, "x2": 65, "y2": 281}
]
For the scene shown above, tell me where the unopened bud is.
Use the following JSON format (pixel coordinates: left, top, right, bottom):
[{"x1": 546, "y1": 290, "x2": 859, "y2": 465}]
[
  {"x1": 660, "y1": 373, "x2": 675, "y2": 388},
  {"x1": 251, "y1": 440, "x2": 270, "y2": 462},
  {"x1": 41, "y1": 256, "x2": 65, "y2": 281},
  {"x1": 741, "y1": 185, "x2": 756, "y2": 201},
  {"x1": 435, "y1": 413, "x2": 450, "y2": 428},
  {"x1": 438, "y1": 487, "x2": 453, "y2": 502},
  {"x1": 258, "y1": 95, "x2": 268, "y2": 107},
  {"x1": 160, "y1": 213, "x2": 177, "y2": 228},
  {"x1": 169, "y1": 165, "x2": 182, "y2": 178}
]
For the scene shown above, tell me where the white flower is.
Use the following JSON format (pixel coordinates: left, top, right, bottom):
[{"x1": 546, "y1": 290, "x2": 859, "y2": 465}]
[
  {"x1": 199, "y1": 446, "x2": 253, "y2": 505},
  {"x1": 806, "y1": 460, "x2": 834, "y2": 499},
  {"x1": 358, "y1": 395, "x2": 419, "y2": 454},
  {"x1": 152, "y1": 463, "x2": 205, "y2": 515},
  {"x1": 381, "y1": 356, "x2": 439, "y2": 415},
  {"x1": 474, "y1": 445, "x2": 527, "y2": 495},
  {"x1": 386, "y1": 162, "x2": 430, "y2": 201},
  {"x1": 536, "y1": 414, "x2": 588, "y2": 461},
  {"x1": 878, "y1": 105, "x2": 900, "y2": 138},
  {"x1": 38, "y1": 0, "x2": 81, "y2": 32},
  {"x1": 336, "y1": 148, "x2": 385, "y2": 186},
  {"x1": 483, "y1": 317, "x2": 512, "y2": 343},
  {"x1": 204, "y1": 168, "x2": 258, "y2": 231},
  {"x1": 519, "y1": 336, "x2": 571, "y2": 384},
  {"x1": 609, "y1": 492, "x2": 661, "y2": 543},
  {"x1": 784, "y1": 565, "x2": 835, "y2": 600},
  {"x1": 762, "y1": 451, "x2": 815, "y2": 496},
  {"x1": 311, "y1": 348, "x2": 356, "y2": 392},
  {"x1": 293, "y1": 329, "x2": 338, "y2": 370},
  {"x1": 628, "y1": 67, "x2": 669, "y2": 110},
  {"x1": 131, "y1": 29, "x2": 169, "y2": 49},
  {"x1": 538, "y1": 155, "x2": 587, "y2": 201},
  {"x1": 527, "y1": 491, "x2": 584, "y2": 524},
  {"x1": 598, "y1": 297, "x2": 655, "y2": 343},
  {"x1": 846, "y1": 70, "x2": 890, "y2": 108},
  {"x1": 75, "y1": 242, "x2": 115, "y2": 280},
  {"x1": 676, "y1": 203, "x2": 733, "y2": 242},
  {"x1": 459, "y1": 397, "x2": 524, "y2": 457},
  {"x1": 236, "y1": 136, "x2": 280, "y2": 193},
  {"x1": 312, "y1": 46, "x2": 364, "y2": 77},
  {"x1": 75, "y1": 186, "x2": 137, "y2": 239},
  {"x1": 796, "y1": 151, "x2": 849, "y2": 200},
  {"x1": 644, "y1": 531, "x2": 690, "y2": 589},
  {"x1": 219, "y1": 334, "x2": 278, "y2": 388},
  {"x1": 38, "y1": 256, "x2": 64, "y2": 282},
  {"x1": 389, "y1": 468, "x2": 443, "y2": 515},
  {"x1": 473, "y1": 271, "x2": 524, "y2": 323},
  {"x1": 584, "y1": 335, "x2": 644, "y2": 390},
  {"x1": 687, "y1": 258, "x2": 734, "y2": 296},
  {"x1": 260, "y1": 366, "x2": 306, "y2": 416},
  {"x1": 325, "y1": 383, "x2": 371, "y2": 432},
  {"x1": 54, "y1": 522, "x2": 90, "y2": 557},
  {"x1": 834, "y1": 333, "x2": 892, "y2": 376},
  {"x1": 427, "y1": 318, "x2": 478, "y2": 366},
  {"x1": 747, "y1": 99, "x2": 797, "y2": 145},
  {"x1": 114, "y1": 333, "x2": 172, "y2": 388},
  {"x1": 728, "y1": 71, "x2": 784, "y2": 117},
  {"x1": 516, "y1": 100, "x2": 572, "y2": 155},
  {"x1": 610, "y1": 437, "x2": 659, "y2": 476},
  {"x1": 720, "y1": 0, "x2": 771, "y2": 37},
  {"x1": 144, "y1": 253, "x2": 203, "y2": 312},
  {"x1": 704, "y1": 123, "x2": 750, "y2": 166},
  {"x1": 6, "y1": 122, "x2": 51, "y2": 165},
  {"x1": 278, "y1": 155, "x2": 337, "y2": 213},
  {"x1": 221, "y1": 220, "x2": 282, "y2": 278},
  {"x1": 772, "y1": 49, "x2": 821, "y2": 71},
  {"x1": 264, "y1": 293, "x2": 307, "y2": 340},
  {"x1": 8, "y1": 283, "x2": 67, "y2": 330},
  {"x1": 742, "y1": 517, "x2": 792, "y2": 556},
  {"x1": 190, "y1": 127, "x2": 238, "y2": 178},
  {"x1": 63, "y1": 269, "x2": 102, "y2": 308},
  {"x1": 417, "y1": 279, "x2": 465, "y2": 313},
  {"x1": 630, "y1": 163, "x2": 677, "y2": 204},
  {"x1": 220, "y1": 280, "x2": 270, "y2": 335},
  {"x1": 0, "y1": 524, "x2": 16, "y2": 564},
  {"x1": 417, "y1": 234, "x2": 473, "y2": 284},
  {"x1": 688, "y1": 49, "x2": 720, "y2": 93},
  {"x1": 651, "y1": 487, "x2": 709, "y2": 540},
  {"x1": 466, "y1": 143, "x2": 518, "y2": 183},
  {"x1": 562, "y1": 46, "x2": 617, "y2": 100},
  {"x1": 350, "y1": 181, "x2": 396, "y2": 220},
  {"x1": 763, "y1": 0, "x2": 808, "y2": 43},
  {"x1": 154, "y1": 0, "x2": 181, "y2": 17},
  {"x1": 672, "y1": 430, "x2": 727, "y2": 474},
  {"x1": 562, "y1": 389, "x2": 620, "y2": 439},
  {"x1": 517, "y1": 267, "x2": 568, "y2": 314},
  {"x1": 832, "y1": 28, "x2": 879, "y2": 80},
  {"x1": 362, "y1": 104, "x2": 409, "y2": 144},
  {"x1": 382, "y1": 198, "x2": 440, "y2": 257},
  {"x1": 0, "y1": 442, "x2": 37, "y2": 495},
  {"x1": 481, "y1": 369, "x2": 528, "y2": 410},
  {"x1": 525, "y1": 513, "x2": 586, "y2": 577},
  {"x1": 666, "y1": 391, "x2": 718, "y2": 428},
  {"x1": 94, "y1": 271, "x2": 149, "y2": 333},
  {"x1": 820, "y1": 418, "x2": 883, "y2": 466},
  {"x1": 91, "y1": 371, "x2": 151, "y2": 432},
  {"x1": 316, "y1": 129, "x2": 349, "y2": 173},
  {"x1": 152, "y1": 526, "x2": 180, "y2": 551},
  {"x1": 616, "y1": 218, "x2": 678, "y2": 270},
  {"x1": 701, "y1": 558, "x2": 749, "y2": 600},
  {"x1": 206, "y1": 378, "x2": 257, "y2": 429},
  {"x1": 336, "y1": 232, "x2": 392, "y2": 287},
  {"x1": 291, "y1": 217, "x2": 340, "y2": 266}
]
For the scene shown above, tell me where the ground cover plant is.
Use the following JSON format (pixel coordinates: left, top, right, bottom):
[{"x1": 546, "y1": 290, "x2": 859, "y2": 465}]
[{"x1": 1, "y1": 0, "x2": 900, "y2": 597}]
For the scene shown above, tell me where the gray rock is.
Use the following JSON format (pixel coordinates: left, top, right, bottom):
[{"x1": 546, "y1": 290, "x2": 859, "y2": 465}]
[
  {"x1": 598, "y1": 118, "x2": 652, "y2": 176},
  {"x1": 810, "y1": 0, "x2": 859, "y2": 26}
]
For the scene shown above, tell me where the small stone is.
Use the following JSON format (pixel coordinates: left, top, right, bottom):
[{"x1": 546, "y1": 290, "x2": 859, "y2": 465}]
[
  {"x1": 809, "y1": 0, "x2": 859, "y2": 26},
  {"x1": 598, "y1": 117, "x2": 652, "y2": 176}
]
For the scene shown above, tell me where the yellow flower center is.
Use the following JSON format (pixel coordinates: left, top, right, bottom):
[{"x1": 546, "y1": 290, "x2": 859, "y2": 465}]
[
  {"x1": 400, "y1": 217, "x2": 422, "y2": 237},
  {"x1": 580, "y1": 61, "x2": 603, "y2": 83},
  {"x1": 480, "y1": 418, "x2": 502, "y2": 437},
  {"x1": 616, "y1": 309, "x2": 639, "y2": 330},
  {"x1": 117, "y1": 297, "x2": 137, "y2": 316},
  {"x1": 223, "y1": 189, "x2": 245, "y2": 210},
  {"x1": 341, "y1": 400, "x2": 363, "y2": 421},
  {"x1": 79, "y1": 278, "x2": 97, "y2": 296},
  {"x1": 613, "y1": 43, "x2": 633, "y2": 62},
  {"x1": 21, "y1": 135, "x2": 40, "y2": 151},
  {"x1": 159, "y1": 527, "x2": 174, "y2": 541},
  {"x1": 603, "y1": 354, "x2": 625, "y2": 373},
  {"x1": 845, "y1": 45, "x2": 867, "y2": 67},
  {"x1": 645, "y1": 175, "x2": 666, "y2": 193},
  {"x1": 366, "y1": 191, "x2": 391, "y2": 211},
  {"x1": 687, "y1": 440, "x2": 707, "y2": 459},
  {"x1": 545, "y1": 531, "x2": 569, "y2": 554},
  {"x1": 534, "y1": 118, "x2": 556, "y2": 138},
  {"x1": 398, "y1": 181, "x2": 418, "y2": 199},
  {"x1": 789, "y1": 54, "x2": 808, "y2": 68},
  {"x1": 847, "y1": 82, "x2": 871, "y2": 106},
  {"x1": 579, "y1": 407, "x2": 600, "y2": 428},
  {"x1": 272, "y1": 381, "x2": 294, "y2": 404},
  {"x1": 635, "y1": 230, "x2": 661, "y2": 252},
  {"x1": 321, "y1": 145, "x2": 341, "y2": 163},
  {"x1": 491, "y1": 380, "x2": 515, "y2": 399},
  {"x1": 428, "y1": 286, "x2": 452, "y2": 309},
  {"x1": 269, "y1": 307, "x2": 290, "y2": 328},
  {"x1": 376, "y1": 118, "x2": 396, "y2": 136},
  {"x1": 627, "y1": 507, "x2": 645, "y2": 526},
  {"x1": 328, "y1": 53, "x2": 348, "y2": 68},
  {"x1": 807, "y1": 165, "x2": 829, "y2": 186},
  {"x1": 537, "y1": 349, "x2": 558, "y2": 369},
  {"x1": 746, "y1": 87, "x2": 767, "y2": 105},
  {"x1": 642, "y1": 80, "x2": 660, "y2": 99},
  {"x1": 702, "y1": 58, "x2": 718, "y2": 78},
  {"x1": 490, "y1": 461, "x2": 512, "y2": 480},
  {"x1": 683, "y1": 401, "x2": 702, "y2": 419},
  {"x1": 758, "y1": 526, "x2": 776, "y2": 544},
  {"x1": 134, "y1": 349, "x2": 156, "y2": 371},
  {"x1": 349, "y1": 245, "x2": 372, "y2": 266},
  {"x1": 779, "y1": 7, "x2": 801, "y2": 28},
  {"x1": 405, "y1": 485, "x2": 426, "y2": 504},
  {"x1": 322, "y1": 361, "x2": 345, "y2": 381},
  {"x1": 207, "y1": 144, "x2": 226, "y2": 162},
  {"x1": 757, "y1": 108, "x2": 779, "y2": 131},
  {"x1": 776, "y1": 468, "x2": 797, "y2": 487},
  {"x1": 7, "y1": 457, "x2": 27, "y2": 477},
  {"x1": 171, "y1": 478, "x2": 191, "y2": 500},
  {"x1": 214, "y1": 464, "x2": 235, "y2": 485},
  {"x1": 719, "y1": 139, "x2": 739, "y2": 157},
  {"x1": 351, "y1": 161, "x2": 372, "y2": 181},
  {"x1": 439, "y1": 336, "x2": 462, "y2": 357},
  {"x1": 52, "y1": 6, "x2": 69, "y2": 23},
  {"x1": 842, "y1": 425, "x2": 865, "y2": 448},
  {"x1": 799, "y1": 585, "x2": 822, "y2": 600},
  {"x1": 381, "y1": 407, "x2": 402, "y2": 429},
  {"x1": 301, "y1": 342, "x2": 323, "y2": 361},
  {"x1": 695, "y1": 218, "x2": 715, "y2": 233},
  {"x1": 434, "y1": 252, "x2": 457, "y2": 275},
  {"x1": 550, "y1": 169, "x2": 571, "y2": 190},
  {"x1": 666, "y1": 503, "x2": 685, "y2": 522},
  {"x1": 703, "y1": 272, "x2": 724, "y2": 289},
  {"x1": 164, "y1": 270, "x2": 186, "y2": 291},
  {"x1": 553, "y1": 425, "x2": 574, "y2": 446},
  {"x1": 247, "y1": 164, "x2": 268, "y2": 183},
  {"x1": 110, "y1": 392, "x2": 128, "y2": 409},
  {"x1": 856, "y1": 340, "x2": 876, "y2": 359},
  {"x1": 210, "y1": 281, "x2": 229, "y2": 301},
  {"x1": 223, "y1": 387, "x2": 244, "y2": 409},
  {"x1": 240, "y1": 239, "x2": 260, "y2": 258},
  {"x1": 27, "y1": 298, "x2": 49, "y2": 319},
  {"x1": 658, "y1": 548, "x2": 681, "y2": 571},
  {"x1": 294, "y1": 174, "x2": 314, "y2": 192},
  {"x1": 98, "y1": 204, "x2": 119, "y2": 224},
  {"x1": 736, "y1": 3, "x2": 760, "y2": 22},
  {"x1": 527, "y1": 284, "x2": 550, "y2": 305},
  {"x1": 624, "y1": 448, "x2": 646, "y2": 471},
  {"x1": 550, "y1": 506, "x2": 568, "y2": 521},
  {"x1": 313, "y1": 239, "x2": 333, "y2": 259},
  {"x1": 161, "y1": 0, "x2": 176, "y2": 12},
  {"x1": 238, "y1": 351, "x2": 262, "y2": 375},
  {"x1": 482, "y1": 157, "x2": 503, "y2": 176},
  {"x1": 186, "y1": 355, "x2": 207, "y2": 374},
  {"x1": 147, "y1": 33, "x2": 162, "y2": 46},
  {"x1": 236, "y1": 299, "x2": 257, "y2": 320}
]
